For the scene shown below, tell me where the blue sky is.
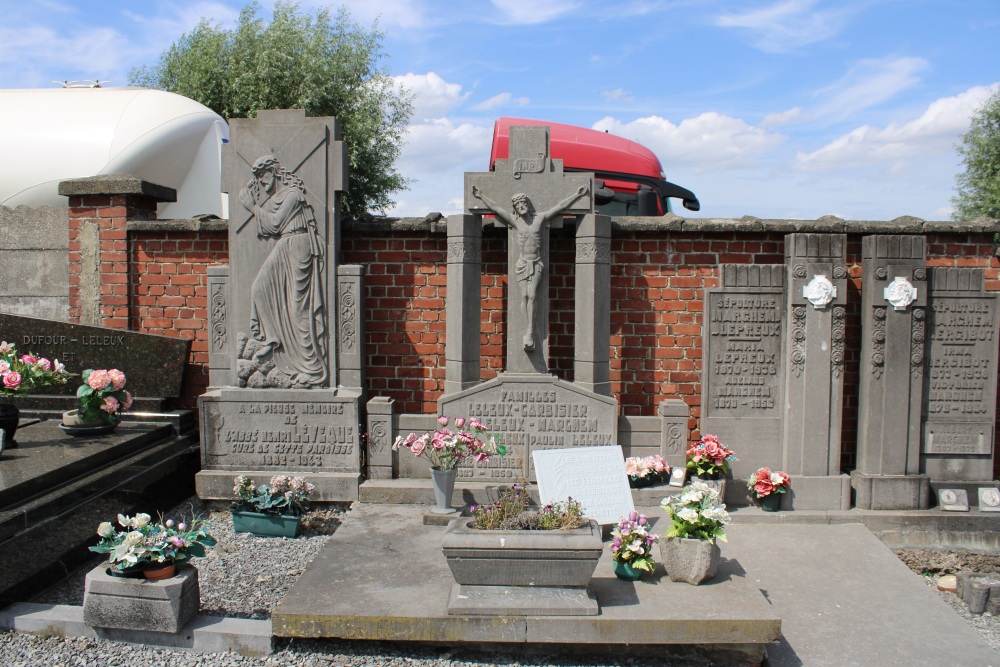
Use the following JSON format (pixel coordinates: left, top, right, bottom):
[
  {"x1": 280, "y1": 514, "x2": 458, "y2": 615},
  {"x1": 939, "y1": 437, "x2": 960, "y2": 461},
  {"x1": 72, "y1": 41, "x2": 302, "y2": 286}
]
[{"x1": 2, "y1": 0, "x2": 998, "y2": 220}]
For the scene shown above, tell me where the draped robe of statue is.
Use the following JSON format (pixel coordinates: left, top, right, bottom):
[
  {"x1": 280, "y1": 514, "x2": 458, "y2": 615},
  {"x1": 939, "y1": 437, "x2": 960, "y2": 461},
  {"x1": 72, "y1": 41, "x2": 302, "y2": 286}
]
[{"x1": 248, "y1": 183, "x2": 327, "y2": 386}]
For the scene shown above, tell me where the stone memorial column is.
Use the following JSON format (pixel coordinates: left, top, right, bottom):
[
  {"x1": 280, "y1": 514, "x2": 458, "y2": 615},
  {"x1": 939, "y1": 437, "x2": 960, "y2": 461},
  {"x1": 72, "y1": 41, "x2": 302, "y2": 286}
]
[
  {"x1": 659, "y1": 399, "x2": 689, "y2": 462},
  {"x1": 366, "y1": 396, "x2": 395, "y2": 480},
  {"x1": 207, "y1": 265, "x2": 230, "y2": 388},
  {"x1": 923, "y1": 267, "x2": 999, "y2": 500},
  {"x1": 574, "y1": 213, "x2": 612, "y2": 396},
  {"x1": 781, "y1": 233, "x2": 851, "y2": 510},
  {"x1": 444, "y1": 215, "x2": 482, "y2": 395},
  {"x1": 337, "y1": 264, "x2": 365, "y2": 391},
  {"x1": 853, "y1": 235, "x2": 929, "y2": 510}
]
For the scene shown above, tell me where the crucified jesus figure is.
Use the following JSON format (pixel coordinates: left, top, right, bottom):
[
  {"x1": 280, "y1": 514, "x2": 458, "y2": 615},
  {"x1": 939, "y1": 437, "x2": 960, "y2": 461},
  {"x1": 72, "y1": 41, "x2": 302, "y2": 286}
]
[{"x1": 471, "y1": 183, "x2": 590, "y2": 351}]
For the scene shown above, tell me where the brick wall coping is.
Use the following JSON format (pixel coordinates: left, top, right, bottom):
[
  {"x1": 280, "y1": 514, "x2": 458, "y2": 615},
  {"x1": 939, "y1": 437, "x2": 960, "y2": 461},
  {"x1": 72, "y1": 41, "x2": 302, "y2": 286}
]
[
  {"x1": 128, "y1": 213, "x2": 999, "y2": 236},
  {"x1": 58, "y1": 174, "x2": 177, "y2": 202}
]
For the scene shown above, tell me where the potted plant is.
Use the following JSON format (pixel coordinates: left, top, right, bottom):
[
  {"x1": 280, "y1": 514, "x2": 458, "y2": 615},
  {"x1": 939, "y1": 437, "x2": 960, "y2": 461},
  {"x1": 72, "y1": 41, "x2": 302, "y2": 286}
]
[
  {"x1": 624, "y1": 454, "x2": 670, "y2": 488},
  {"x1": 442, "y1": 485, "x2": 604, "y2": 616},
  {"x1": 393, "y1": 415, "x2": 506, "y2": 513},
  {"x1": 62, "y1": 368, "x2": 133, "y2": 436},
  {"x1": 660, "y1": 480, "x2": 732, "y2": 585},
  {"x1": 685, "y1": 434, "x2": 737, "y2": 498},
  {"x1": 89, "y1": 512, "x2": 216, "y2": 579},
  {"x1": 231, "y1": 474, "x2": 315, "y2": 537},
  {"x1": 0, "y1": 341, "x2": 72, "y2": 452},
  {"x1": 609, "y1": 511, "x2": 658, "y2": 581},
  {"x1": 747, "y1": 467, "x2": 790, "y2": 512}
]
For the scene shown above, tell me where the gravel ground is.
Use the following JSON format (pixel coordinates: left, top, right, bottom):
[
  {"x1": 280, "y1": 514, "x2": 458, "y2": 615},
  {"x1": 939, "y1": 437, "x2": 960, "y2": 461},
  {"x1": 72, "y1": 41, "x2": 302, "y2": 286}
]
[{"x1": 2, "y1": 499, "x2": 999, "y2": 666}]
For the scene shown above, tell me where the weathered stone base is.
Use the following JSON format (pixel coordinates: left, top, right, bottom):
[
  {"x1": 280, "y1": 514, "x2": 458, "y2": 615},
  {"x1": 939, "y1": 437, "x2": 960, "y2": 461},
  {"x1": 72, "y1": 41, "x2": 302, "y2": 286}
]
[
  {"x1": 448, "y1": 583, "x2": 599, "y2": 616},
  {"x1": 784, "y1": 474, "x2": 852, "y2": 510},
  {"x1": 83, "y1": 564, "x2": 199, "y2": 633},
  {"x1": 851, "y1": 472, "x2": 931, "y2": 510},
  {"x1": 196, "y1": 470, "x2": 361, "y2": 501}
]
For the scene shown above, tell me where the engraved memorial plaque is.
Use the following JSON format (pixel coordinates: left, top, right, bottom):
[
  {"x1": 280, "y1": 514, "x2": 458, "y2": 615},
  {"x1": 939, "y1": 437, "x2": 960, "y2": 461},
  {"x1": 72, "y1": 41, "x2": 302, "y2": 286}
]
[{"x1": 533, "y1": 446, "x2": 634, "y2": 524}]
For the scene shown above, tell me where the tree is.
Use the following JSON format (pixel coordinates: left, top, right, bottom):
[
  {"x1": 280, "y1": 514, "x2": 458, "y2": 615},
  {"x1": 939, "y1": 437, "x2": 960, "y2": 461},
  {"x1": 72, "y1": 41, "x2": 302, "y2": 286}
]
[
  {"x1": 953, "y1": 88, "x2": 1000, "y2": 221},
  {"x1": 130, "y1": 2, "x2": 412, "y2": 218}
]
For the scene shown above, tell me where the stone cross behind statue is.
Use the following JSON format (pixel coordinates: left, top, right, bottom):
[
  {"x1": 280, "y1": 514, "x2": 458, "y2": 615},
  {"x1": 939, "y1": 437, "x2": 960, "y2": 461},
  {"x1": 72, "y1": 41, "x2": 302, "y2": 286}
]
[{"x1": 465, "y1": 126, "x2": 593, "y2": 373}]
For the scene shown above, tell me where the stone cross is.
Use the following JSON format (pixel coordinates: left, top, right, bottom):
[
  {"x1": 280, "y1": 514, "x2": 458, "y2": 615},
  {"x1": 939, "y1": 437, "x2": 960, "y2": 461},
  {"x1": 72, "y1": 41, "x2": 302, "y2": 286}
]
[{"x1": 465, "y1": 126, "x2": 593, "y2": 373}]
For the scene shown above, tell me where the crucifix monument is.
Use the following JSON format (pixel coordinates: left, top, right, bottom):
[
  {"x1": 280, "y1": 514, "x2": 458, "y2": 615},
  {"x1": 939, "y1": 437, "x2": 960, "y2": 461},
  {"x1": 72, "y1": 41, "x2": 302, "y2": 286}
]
[{"x1": 439, "y1": 125, "x2": 618, "y2": 480}]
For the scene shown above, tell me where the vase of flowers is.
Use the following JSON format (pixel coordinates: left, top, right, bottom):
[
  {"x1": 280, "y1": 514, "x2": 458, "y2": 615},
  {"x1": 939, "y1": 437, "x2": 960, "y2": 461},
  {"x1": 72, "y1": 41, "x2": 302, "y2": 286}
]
[
  {"x1": 89, "y1": 512, "x2": 216, "y2": 578},
  {"x1": 0, "y1": 341, "x2": 72, "y2": 452},
  {"x1": 610, "y1": 511, "x2": 658, "y2": 581},
  {"x1": 685, "y1": 434, "x2": 737, "y2": 499},
  {"x1": 747, "y1": 467, "x2": 790, "y2": 512},
  {"x1": 61, "y1": 368, "x2": 133, "y2": 436},
  {"x1": 231, "y1": 474, "x2": 315, "y2": 537},
  {"x1": 393, "y1": 416, "x2": 506, "y2": 513},
  {"x1": 660, "y1": 480, "x2": 732, "y2": 585},
  {"x1": 624, "y1": 455, "x2": 670, "y2": 488}
]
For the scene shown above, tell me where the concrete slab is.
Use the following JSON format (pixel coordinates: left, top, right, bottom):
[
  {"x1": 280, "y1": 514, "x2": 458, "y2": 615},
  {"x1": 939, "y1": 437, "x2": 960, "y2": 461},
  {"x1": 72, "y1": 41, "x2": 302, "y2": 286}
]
[
  {"x1": 0, "y1": 602, "x2": 273, "y2": 656},
  {"x1": 273, "y1": 503, "x2": 781, "y2": 663}
]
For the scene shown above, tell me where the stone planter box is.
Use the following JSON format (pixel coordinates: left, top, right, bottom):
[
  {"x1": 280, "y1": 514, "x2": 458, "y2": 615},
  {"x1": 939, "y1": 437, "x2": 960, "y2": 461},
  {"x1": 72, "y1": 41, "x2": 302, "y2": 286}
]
[
  {"x1": 441, "y1": 518, "x2": 603, "y2": 616},
  {"x1": 83, "y1": 563, "x2": 199, "y2": 633}
]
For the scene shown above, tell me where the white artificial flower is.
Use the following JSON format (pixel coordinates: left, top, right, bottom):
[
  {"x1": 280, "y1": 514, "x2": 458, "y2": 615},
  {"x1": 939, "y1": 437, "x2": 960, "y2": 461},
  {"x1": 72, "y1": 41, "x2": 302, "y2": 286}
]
[
  {"x1": 678, "y1": 508, "x2": 700, "y2": 523},
  {"x1": 97, "y1": 522, "x2": 115, "y2": 538},
  {"x1": 117, "y1": 513, "x2": 131, "y2": 528},
  {"x1": 134, "y1": 513, "x2": 151, "y2": 528},
  {"x1": 770, "y1": 472, "x2": 784, "y2": 485}
]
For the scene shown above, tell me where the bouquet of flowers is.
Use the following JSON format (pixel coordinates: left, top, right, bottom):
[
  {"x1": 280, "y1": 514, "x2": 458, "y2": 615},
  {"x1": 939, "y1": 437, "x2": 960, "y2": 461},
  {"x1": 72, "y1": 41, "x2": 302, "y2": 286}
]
[
  {"x1": 89, "y1": 513, "x2": 216, "y2": 574},
  {"x1": 393, "y1": 415, "x2": 506, "y2": 471},
  {"x1": 685, "y1": 434, "x2": 737, "y2": 479},
  {"x1": 76, "y1": 368, "x2": 133, "y2": 425},
  {"x1": 232, "y1": 474, "x2": 316, "y2": 517},
  {"x1": 747, "y1": 467, "x2": 790, "y2": 499},
  {"x1": 625, "y1": 454, "x2": 670, "y2": 487},
  {"x1": 661, "y1": 480, "x2": 732, "y2": 542},
  {"x1": 0, "y1": 340, "x2": 72, "y2": 397},
  {"x1": 610, "y1": 511, "x2": 658, "y2": 572}
]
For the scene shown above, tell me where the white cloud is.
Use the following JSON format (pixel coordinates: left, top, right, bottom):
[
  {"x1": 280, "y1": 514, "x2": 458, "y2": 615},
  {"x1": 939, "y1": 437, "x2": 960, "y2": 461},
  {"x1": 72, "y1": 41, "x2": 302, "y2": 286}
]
[
  {"x1": 601, "y1": 88, "x2": 634, "y2": 103},
  {"x1": 491, "y1": 0, "x2": 579, "y2": 24},
  {"x1": 794, "y1": 84, "x2": 1000, "y2": 172},
  {"x1": 814, "y1": 56, "x2": 928, "y2": 120},
  {"x1": 472, "y1": 92, "x2": 529, "y2": 111},
  {"x1": 761, "y1": 106, "x2": 808, "y2": 127},
  {"x1": 592, "y1": 113, "x2": 785, "y2": 171},
  {"x1": 715, "y1": 0, "x2": 854, "y2": 52},
  {"x1": 394, "y1": 72, "x2": 468, "y2": 121},
  {"x1": 0, "y1": 25, "x2": 131, "y2": 86}
]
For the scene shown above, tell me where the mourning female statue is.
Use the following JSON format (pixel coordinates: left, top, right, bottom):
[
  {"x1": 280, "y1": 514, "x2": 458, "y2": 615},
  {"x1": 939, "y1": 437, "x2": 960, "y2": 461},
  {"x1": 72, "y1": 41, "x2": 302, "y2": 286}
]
[
  {"x1": 237, "y1": 155, "x2": 326, "y2": 388},
  {"x1": 471, "y1": 184, "x2": 589, "y2": 351}
]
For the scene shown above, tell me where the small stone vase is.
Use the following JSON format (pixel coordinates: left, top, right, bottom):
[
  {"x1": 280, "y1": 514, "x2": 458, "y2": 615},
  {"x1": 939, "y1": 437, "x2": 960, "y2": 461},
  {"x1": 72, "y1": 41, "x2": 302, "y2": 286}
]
[
  {"x1": 660, "y1": 536, "x2": 720, "y2": 585},
  {"x1": 430, "y1": 467, "x2": 458, "y2": 514},
  {"x1": 60, "y1": 410, "x2": 118, "y2": 436},
  {"x1": 759, "y1": 493, "x2": 782, "y2": 512},
  {"x1": 612, "y1": 560, "x2": 644, "y2": 581},
  {"x1": 694, "y1": 475, "x2": 727, "y2": 501}
]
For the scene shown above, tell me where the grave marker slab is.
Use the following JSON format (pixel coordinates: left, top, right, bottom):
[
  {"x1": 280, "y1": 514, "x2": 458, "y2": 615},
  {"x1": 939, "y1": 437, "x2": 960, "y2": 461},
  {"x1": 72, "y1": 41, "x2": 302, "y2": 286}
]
[
  {"x1": 978, "y1": 488, "x2": 1000, "y2": 512},
  {"x1": 938, "y1": 488, "x2": 970, "y2": 512},
  {"x1": 532, "y1": 446, "x2": 634, "y2": 525}
]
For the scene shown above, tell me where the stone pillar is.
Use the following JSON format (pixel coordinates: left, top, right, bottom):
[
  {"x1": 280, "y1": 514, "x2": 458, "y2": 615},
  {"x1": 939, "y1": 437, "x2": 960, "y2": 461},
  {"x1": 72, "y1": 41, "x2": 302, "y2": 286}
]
[
  {"x1": 659, "y1": 398, "x2": 689, "y2": 462},
  {"x1": 367, "y1": 396, "x2": 395, "y2": 479},
  {"x1": 59, "y1": 175, "x2": 176, "y2": 328},
  {"x1": 853, "y1": 235, "x2": 930, "y2": 510},
  {"x1": 207, "y1": 265, "x2": 230, "y2": 388},
  {"x1": 444, "y1": 214, "x2": 482, "y2": 395},
  {"x1": 338, "y1": 264, "x2": 365, "y2": 392},
  {"x1": 574, "y1": 214, "x2": 611, "y2": 395}
]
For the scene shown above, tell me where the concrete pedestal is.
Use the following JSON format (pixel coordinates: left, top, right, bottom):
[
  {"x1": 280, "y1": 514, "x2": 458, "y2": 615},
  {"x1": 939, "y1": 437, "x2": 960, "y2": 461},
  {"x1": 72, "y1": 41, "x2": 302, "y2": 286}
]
[{"x1": 83, "y1": 564, "x2": 199, "y2": 633}]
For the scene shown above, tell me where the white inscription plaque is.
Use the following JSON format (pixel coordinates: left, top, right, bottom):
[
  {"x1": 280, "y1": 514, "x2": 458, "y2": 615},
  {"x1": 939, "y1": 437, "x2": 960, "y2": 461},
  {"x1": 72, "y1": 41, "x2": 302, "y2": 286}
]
[{"x1": 532, "y1": 446, "x2": 634, "y2": 525}]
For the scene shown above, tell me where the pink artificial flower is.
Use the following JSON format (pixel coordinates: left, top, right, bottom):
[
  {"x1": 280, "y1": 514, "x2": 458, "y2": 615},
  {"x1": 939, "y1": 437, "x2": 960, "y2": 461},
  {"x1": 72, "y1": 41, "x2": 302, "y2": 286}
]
[
  {"x1": 108, "y1": 369, "x2": 126, "y2": 390},
  {"x1": 169, "y1": 536, "x2": 186, "y2": 548},
  {"x1": 454, "y1": 417, "x2": 466, "y2": 428},
  {"x1": 437, "y1": 415, "x2": 449, "y2": 427},
  {"x1": 36, "y1": 358, "x2": 51, "y2": 371},
  {"x1": 0, "y1": 341, "x2": 12, "y2": 354},
  {"x1": 431, "y1": 435, "x2": 447, "y2": 451},
  {"x1": 410, "y1": 439, "x2": 426, "y2": 456},
  {"x1": 0, "y1": 361, "x2": 9, "y2": 374},
  {"x1": 21, "y1": 354, "x2": 36, "y2": 365},
  {"x1": 755, "y1": 480, "x2": 775, "y2": 497},
  {"x1": 54, "y1": 359, "x2": 66, "y2": 373},
  {"x1": 3, "y1": 371, "x2": 22, "y2": 389},
  {"x1": 88, "y1": 370, "x2": 112, "y2": 391},
  {"x1": 469, "y1": 418, "x2": 485, "y2": 431},
  {"x1": 123, "y1": 391, "x2": 134, "y2": 410},
  {"x1": 101, "y1": 396, "x2": 120, "y2": 413}
]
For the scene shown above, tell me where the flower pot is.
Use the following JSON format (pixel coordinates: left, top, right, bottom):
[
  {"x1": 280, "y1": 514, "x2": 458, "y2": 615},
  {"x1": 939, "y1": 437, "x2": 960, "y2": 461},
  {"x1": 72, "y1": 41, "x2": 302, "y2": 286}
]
[
  {"x1": 430, "y1": 467, "x2": 458, "y2": 513},
  {"x1": 231, "y1": 510, "x2": 301, "y2": 537},
  {"x1": 143, "y1": 562, "x2": 177, "y2": 580},
  {"x1": 759, "y1": 493, "x2": 782, "y2": 512},
  {"x1": 106, "y1": 563, "x2": 146, "y2": 579},
  {"x1": 628, "y1": 473, "x2": 664, "y2": 489},
  {"x1": 660, "y1": 536, "x2": 721, "y2": 585},
  {"x1": 60, "y1": 409, "x2": 118, "y2": 436},
  {"x1": 612, "y1": 559, "x2": 644, "y2": 581},
  {"x1": 0, "y1": 402, "x2": 19, "y2": 452}
]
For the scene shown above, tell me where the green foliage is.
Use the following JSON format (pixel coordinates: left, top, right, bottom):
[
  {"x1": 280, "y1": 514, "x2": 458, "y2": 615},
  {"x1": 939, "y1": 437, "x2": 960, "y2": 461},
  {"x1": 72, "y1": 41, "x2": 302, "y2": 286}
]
[
  {"x1": 130, "y1": 1, "x2": 413, "y2": 218},
  {"x1": 953, "y1": 89, "x2": 1000, "y2": 221},
  {"x1": 470, "y1": 486, "x2": 589, "y2": 530},
  {"x1": 231, "y1": 474, "x2": 315, "y2": 516}
]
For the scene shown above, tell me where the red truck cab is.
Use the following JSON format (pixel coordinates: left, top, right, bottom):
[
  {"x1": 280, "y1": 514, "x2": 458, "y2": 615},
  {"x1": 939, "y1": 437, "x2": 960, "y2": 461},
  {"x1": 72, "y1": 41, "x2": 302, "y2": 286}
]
[{"x1": 490, "y1": 117, "x2": 700, "y2": 216}]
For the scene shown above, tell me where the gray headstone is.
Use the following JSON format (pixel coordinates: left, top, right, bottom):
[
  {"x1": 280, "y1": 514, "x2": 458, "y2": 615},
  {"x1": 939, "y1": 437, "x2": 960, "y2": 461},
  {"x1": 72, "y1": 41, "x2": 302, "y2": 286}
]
[
  {"x1": 937, "y1": 488, "x2": 970, "y2": 511},
  {"x1": 853, "y1": 236, "x2": 929, "y2": 509},
  {"x1": 978, "y1": 487, "x2": 1000, "y2": 512},
  {"x1": 700, "y1": 265, "x2": 784, "y2": 484},
  {"x1": 532, "y1": 446, "x2": 634, "y2": 524},
  {"x1": 922, "y1": 268, "x2": 998, "y2": 482},
  {"x1": 0, "y1": 312, "x2": 189, "y2": 397}
]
